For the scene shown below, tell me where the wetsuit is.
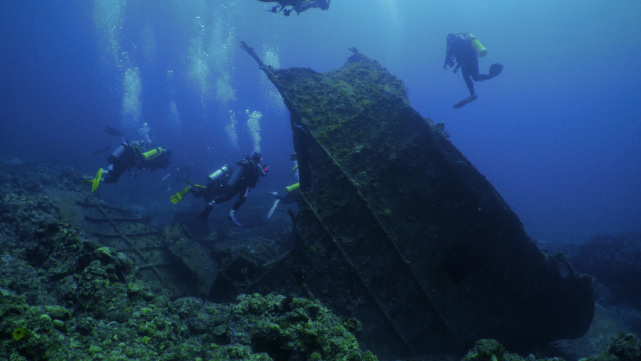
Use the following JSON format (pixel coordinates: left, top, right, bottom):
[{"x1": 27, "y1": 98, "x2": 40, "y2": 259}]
[
  {"x1": 197, "y1": 156, "x2": 268, "y2": 221},
  {"x1": 276, "y1": 191, "x2": 298, "y2": 205},
  {"x1": 214, "y1": 158, "x2": 267, "y2": 212},
  {"x1": 444, "y1": 35, "x2": 493, "y2": 96},
  {"x1": 104, "y1": 141, "x2": 171, "y2": 183},
  {"x1": 298, "y1": 0, "x2": 330, "y2": 12}
]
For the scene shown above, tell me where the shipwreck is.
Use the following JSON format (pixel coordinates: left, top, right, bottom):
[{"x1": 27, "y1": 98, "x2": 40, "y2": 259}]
[{"x1": 240, "y1": 42, "x2": 594, "y2": 358}]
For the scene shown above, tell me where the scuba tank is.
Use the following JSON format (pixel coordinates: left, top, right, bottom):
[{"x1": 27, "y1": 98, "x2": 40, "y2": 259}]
[
  {"x1": 108, "y1": 144, "x2": 127, "y2": 164},
  {"x1": 142, "y1": 148, "x2": 162, "y2": 160},
  {"x1": 207, "y1": 165, "x2": 229, "y2": 184},
  {"x1": 226, "y1": 164, "x2": 246, "y2": 189},
  {"x1": 464, "y1": 33, "x2": 487, "y2": 57}
]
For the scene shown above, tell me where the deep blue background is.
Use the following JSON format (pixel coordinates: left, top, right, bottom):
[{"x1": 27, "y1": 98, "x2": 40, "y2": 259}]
[{"x1": 1, "y1": 0, "x2": 640, "y2": 243}]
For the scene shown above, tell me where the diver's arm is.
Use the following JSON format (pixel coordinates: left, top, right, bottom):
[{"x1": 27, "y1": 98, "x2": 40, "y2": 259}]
[
  {"x1": 443, "y1": 50, "x2": 454, "y2": 69},
  {"x1": 258, "y1": 163, "x2": 268, "y2": 177}
]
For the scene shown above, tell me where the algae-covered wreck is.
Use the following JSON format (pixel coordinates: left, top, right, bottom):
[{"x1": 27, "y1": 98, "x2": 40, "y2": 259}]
[{"x1": 241, "y1": 42, "x2": 594, "y2": 358}]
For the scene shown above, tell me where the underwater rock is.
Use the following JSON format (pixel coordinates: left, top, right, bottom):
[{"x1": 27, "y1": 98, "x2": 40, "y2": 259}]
[
  {"x1": 561, "y1": 233, "x2": 641, "y2": 308},
  {"x1": 0, "y1": 163, "x2": 377, "y2": 360},
  {"x1": 581, "y1": 333, "x2": 641, "y2": 361},
  {"x1": 241, "y1": 42, "x2": 595, "y2": 358},
  {"x1": 166, "y1": 224, "x2": 219, "y2": 298}
]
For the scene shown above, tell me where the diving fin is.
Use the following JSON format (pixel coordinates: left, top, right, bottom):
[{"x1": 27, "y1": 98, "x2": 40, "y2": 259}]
[
  {"x1": 453, "y1": 95, "x2": 478, "y2": 109},
  {"x1": 104, "y1": 126, "x2": 123, "y2": 137},
  {"x1": 171, "y1": 186, "x2": 192, "y2": 204},
  {"x1": 228, "y1": 213, "x2": 245, "y2": 227},
  {"x1": 268, "y1": 199, "x2": 281, "y2": 219},
  {"x1": 489, "y1": 63, "x2": 503, "y2": 78},
  {"x1": 89, "y1": 168, "x2": 103, "y2": 193}
]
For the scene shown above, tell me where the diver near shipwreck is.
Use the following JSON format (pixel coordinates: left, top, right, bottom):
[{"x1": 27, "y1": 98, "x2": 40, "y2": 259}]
[{"x1": 444, "y1": 32, "x2": 504, "y2": 109}]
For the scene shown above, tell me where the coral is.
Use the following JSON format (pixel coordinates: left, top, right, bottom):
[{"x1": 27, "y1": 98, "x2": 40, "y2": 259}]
[
  {"x1": 582, "y1": 333, "x2": 641, "y2": 361},
  {"x1": 12, "y1": 327, "x2": 27, "y2": 341},
  {"x1": 462, "y1": 339, "x2": 566, "y2": 361},
  {"x1": 0, "y1": 159, "x2": 376, "y2": 361}
]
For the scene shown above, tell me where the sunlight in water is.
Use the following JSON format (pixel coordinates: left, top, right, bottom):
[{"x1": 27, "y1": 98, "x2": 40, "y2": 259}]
[
  {"x1": 184, "y1": 1, "x2": 239, "y2": 110},
  {"x1": 121, "y1": 67, "x2": 142, "y2": 129},
  {"x1": 225, "y1": 110, "x2": 239, "y2": 150},
  {"x1": 378, "y1": 0, "x2": 403, "y2": 63},
  {"x1": 246, "y1": 110, "x2": 263, "y2": 154},
  {"x1": 210, "y1": 10, "x2": 237, "y2": 106},
  {"x1": 138, "y1": 122, "x2": 151, "y2": 145},
  {"x1": 167, "y1": 101, "x2": 181, "y2": 129},
  {"x1": 261, "y1": 45, "x2": 286, "y2": 114},
  {"x1": 187, "y1": 14, "x2": 212, "y2": 105},
  {"x1": 141, "y1": 23, "x2": 156, "y2": 64},
  {"x1": 93, "y1": 0, "x2": 127, "y2": 70}
]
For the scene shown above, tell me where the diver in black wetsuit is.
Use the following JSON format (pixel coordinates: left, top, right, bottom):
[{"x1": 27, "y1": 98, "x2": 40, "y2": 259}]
[
  {"x1": 102, "y1": 141, "x2": 172, "y2": 183},
  {"x1": 85, "y1": 139, "x2": 172, "y2": 192},
  {"x1": 266, "y1": 183, "x2": 299, "y2": 219},
  {"x1": 260, "y1": 0, "x2": 329, "y2": 16},
  {"x1": 196, "y1": 152, "x2": 268, "y2": 226},
  {"x1": 444, "y1": 33, "x2": 503, "y2": 108},
  {"x1": 298, "y1": 0, "x2": 330, "y2": 13}
]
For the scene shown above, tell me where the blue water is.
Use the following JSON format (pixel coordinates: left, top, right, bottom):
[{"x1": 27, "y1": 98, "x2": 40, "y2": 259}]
[{"x1": 1, "y1": 0, "x2": 640, "y2": 243}]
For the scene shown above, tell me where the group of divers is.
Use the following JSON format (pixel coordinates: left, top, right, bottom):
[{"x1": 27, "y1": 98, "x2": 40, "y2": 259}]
[
  {"x1": 86, "y1": 129, "x2": 297, "y2": 227},
  {"x1": 84, "y1": 1, "x2": 504, "y2": 227}
]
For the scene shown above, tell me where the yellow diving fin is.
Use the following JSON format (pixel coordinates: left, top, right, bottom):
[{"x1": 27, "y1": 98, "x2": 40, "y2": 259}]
[
  {"x1": 186, "y1": 180, "x2": 206, "y2": 189},
  {"x1": 91, "y1": 168, "x2": 103, "y2": 193},
  {"x1": 171, "y1": 186, "x2": 192, "y2": 204},
  {"x1": 290, "y1": 164, "x2": 298, "y2": 175}
]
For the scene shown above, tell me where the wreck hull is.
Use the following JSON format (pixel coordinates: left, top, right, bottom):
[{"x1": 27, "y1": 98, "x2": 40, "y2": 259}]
[{"x1": 245, "y1": 47, "x2": 594, "y2": 357}]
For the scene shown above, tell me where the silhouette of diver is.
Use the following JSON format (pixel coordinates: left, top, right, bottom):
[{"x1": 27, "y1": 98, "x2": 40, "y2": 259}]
[
  {"x1": 444, "y1": 33, "x2": 503, "y2": 108},
  {"x1": 259, "y1": 0, "x2": 330, "y2": 16}
]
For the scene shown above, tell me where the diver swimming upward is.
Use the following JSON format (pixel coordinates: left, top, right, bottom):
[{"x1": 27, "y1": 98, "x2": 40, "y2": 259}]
[{"x1": 443, "y1": 32, "x2": 503, "y2": 109}]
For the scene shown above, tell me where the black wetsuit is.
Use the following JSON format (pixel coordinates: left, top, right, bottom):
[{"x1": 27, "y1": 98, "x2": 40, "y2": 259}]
[
  {"x1": 214, "y1": 158, "x2": 267, "y2": 212},
  {"x1": 444, "y1": 36, "x2": 492, "y2": 96},
  {"x1": 104, "y1": 141, "x2": 171, "y2": 183},
  {"x1": 298, "y1": 0, "x2": 330, "y2": 12},
  {"x1": 264, "y1": 0, "x2": 328, "y2": 15},
  {"x1": 276, "y1": 191, "x2": 298, "y2": 205}
]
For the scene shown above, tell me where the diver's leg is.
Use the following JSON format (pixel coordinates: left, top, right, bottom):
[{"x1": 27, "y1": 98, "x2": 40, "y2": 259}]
[
  {"x1": 469, "y1": 59, "x2": 492, "y2": 81},
  {"x1": 189, "y1": 187, "x2": 204, "y2": 198},
  {"x1": 232, "y1": 186, "x2": 249, "y2": 212},
  {"x1": 103, "y1": 163, "x2": 123, "y2": 183},
  {"x1": 213, "y1": 190, "x2": 237, "y2": 205},
  {"x1": 454, "y1": 64, "x2": 478, "y2": 108},
  {"x1": 229, "y1": 186, "x2": 249, "y2": 226},
  {"x1": 461, "y1": 66, "x2": 475, "y2": 96}
]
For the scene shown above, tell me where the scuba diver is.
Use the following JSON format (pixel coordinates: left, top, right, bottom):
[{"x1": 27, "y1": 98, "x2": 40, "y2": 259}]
[
  {"x1": 259, "y1": 0, "x2": 329, "y2": 16},
  {"x1": 266, "y1": 183, "x2": 299, "y2": 219},
  {"x1": 443, "y1": 32, "x2": 503, "y2": 109},
  {"x1": 266, "y1": 156, "x2": 300, "y2": 218},
  {"x1": 170, "y1": 152, "x2": 269, "y2": 227},
  {"x1": 86, "y1": 136, "x2": 172, "y2": 192}
]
